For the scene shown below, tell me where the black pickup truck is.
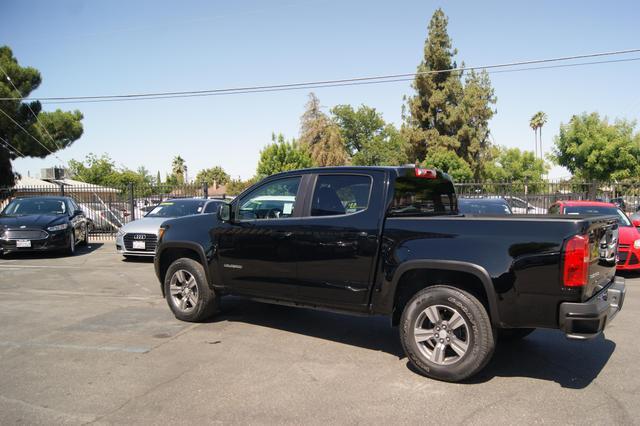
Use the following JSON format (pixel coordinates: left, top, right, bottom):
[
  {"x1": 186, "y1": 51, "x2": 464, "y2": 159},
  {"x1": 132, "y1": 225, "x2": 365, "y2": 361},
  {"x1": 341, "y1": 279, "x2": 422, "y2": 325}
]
[{"x1": 154, "y1": 166, "x2": 626, "y2": 382}]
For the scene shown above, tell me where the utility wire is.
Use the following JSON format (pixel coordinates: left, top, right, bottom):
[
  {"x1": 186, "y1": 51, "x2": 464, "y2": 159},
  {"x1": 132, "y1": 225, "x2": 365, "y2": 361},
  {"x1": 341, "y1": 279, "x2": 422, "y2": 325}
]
[
  {"x1": 0, "y1": 135, "x2": 25, "y2": 157},
  {"x1": 34, "y1": 56, "x2": 640, "y2": 105},
  {"x1": 1, "y1": 47, "x2": 639, "y2": 103},
  {"x1": 0, "y1": 63, "x2": 64, "y2": 151}
]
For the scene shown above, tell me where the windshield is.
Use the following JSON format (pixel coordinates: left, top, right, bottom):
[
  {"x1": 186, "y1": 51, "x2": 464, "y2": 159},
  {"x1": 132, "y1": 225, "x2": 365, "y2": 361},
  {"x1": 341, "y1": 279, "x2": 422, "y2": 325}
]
[
  {"x1": 145, "y1": 200, "x2": 205, "y2": 218},
  {"x1": 2, "y1": 198, "x2": 66, "y2": 216},
  {"x1": 564, "y1": 205, "x2": 631, "y2": 226},
  {"x1": 458, "y1": 200, "x2": 511, "y2": 215}
]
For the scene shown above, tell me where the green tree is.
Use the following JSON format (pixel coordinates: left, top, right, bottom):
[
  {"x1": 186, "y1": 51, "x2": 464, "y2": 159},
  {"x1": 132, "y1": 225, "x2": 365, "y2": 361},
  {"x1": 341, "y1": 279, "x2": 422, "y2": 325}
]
[
  {"x1": 457, "y1": 70, "x2": 496, "y2": 178},
  {"x1": 0, "y1": 46, "x2": 84, "y2": 186},
  {"x1": 226, "y1": 176, "x2": 259, "y2": 195},
  {"x1": 352, "y1": 124, "x2": 409, "y2": 166},
  {"x1": 68, "y1": 153, "x2": 153, "y2": 187},
  {"x1": 484, "y1": 147, "x2": 548, "y2": 185},
  {"x1": 195, "y1": 166, "x2": 230, "y2": 186},
  {"x1": 156, "y1": 170, "x2": 161, "y2": 185},
  {"x1": 171, "y1": 155, "x2": 187, "y2": 184},
  {"x1": 422, "y1": 147, "x2": 473, "y2": 181},
  {"x1": 403, "y1": 8, "x2": 464, "y2": 162},
  {"x1": 331, "y1": 104, "x2": 408, "y2": 166},
  {"x1": 553, "y1": 112, "x2": 640, "y2": 181},
  {"x1": 402, "y1": 9, "x2": 496, "y2": 178},
  {"x1": 256, "y1": 133, "x2": 313, "y2": 177},
  {"x1": 299, "y1": 93, "x2": 349, "y2": 166}
]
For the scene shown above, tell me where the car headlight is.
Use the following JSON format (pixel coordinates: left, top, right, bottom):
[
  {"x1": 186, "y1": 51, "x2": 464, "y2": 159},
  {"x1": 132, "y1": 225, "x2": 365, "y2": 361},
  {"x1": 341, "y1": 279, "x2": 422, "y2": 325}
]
[
  {"x1": 47, "y1": 223, "x2": 69, "y2": 232},
  {"x1": 633, "y1": 239, "x2": 640, "y2": 250}
]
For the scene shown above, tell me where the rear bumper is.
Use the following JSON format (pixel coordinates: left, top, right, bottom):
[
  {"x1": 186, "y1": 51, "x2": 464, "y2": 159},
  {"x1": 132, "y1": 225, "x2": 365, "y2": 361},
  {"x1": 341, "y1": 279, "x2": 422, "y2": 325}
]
[{"x1": 559, "y1": 276, "x2": 626, "y2": 339}]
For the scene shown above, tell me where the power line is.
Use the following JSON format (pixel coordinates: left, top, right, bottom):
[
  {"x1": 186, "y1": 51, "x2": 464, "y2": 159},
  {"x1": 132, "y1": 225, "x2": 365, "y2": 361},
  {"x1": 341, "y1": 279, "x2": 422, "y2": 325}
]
[
  {"x1": 0, "y1": 63, "x2": 64, "y2": 151},
  {"x1": 1, "y1": 47, "x2": 639, "y2": 103},
  {"x1": 0, "y1": 135, "x2": 25, "y2": 157},
  {"x1": 33, "y1": 56, "x2": 640, "y2": 105}
]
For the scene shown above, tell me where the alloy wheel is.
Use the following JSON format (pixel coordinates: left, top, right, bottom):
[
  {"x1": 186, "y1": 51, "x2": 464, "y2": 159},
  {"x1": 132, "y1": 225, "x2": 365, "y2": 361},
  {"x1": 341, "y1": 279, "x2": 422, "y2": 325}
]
[
  {"x1": 413, "y1": 304, "x2": 470, "y2": 366},
  {"x1": 169, "y1": 270, "x2": 199, "y2": 313}
]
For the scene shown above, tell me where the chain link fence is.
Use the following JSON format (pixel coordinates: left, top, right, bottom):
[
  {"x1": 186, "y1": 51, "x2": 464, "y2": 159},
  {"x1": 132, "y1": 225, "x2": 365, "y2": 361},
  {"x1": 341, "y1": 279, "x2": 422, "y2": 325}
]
[{"x1": 2, "y1": 180, "x2": 639, "y2": 240}]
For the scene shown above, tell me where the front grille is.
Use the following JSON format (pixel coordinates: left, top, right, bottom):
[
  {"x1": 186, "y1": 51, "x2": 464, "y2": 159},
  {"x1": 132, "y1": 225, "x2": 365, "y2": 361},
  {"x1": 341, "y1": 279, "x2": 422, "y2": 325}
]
[
  {"x1": 123, "y1": 233, "x2": 157, "y2": 252},
  {"x1": 618, "y1": 251, "x2": 628, "y2": 264},
  {"x1": 629, "y1": 253, "x2": 639, "y2": 265},
  {"x1": 619, "y1": 244, "x2": 630, "y2": 249},
  {"x1": 5, "y1": 229, "x2": 49, "y2": 240}
]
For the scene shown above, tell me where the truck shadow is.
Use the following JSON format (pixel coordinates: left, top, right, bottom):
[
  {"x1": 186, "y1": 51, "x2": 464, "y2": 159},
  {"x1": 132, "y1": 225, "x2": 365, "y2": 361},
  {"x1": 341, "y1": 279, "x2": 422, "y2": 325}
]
[
  {"x1": 461, "y1": 330, "x2": 615, "y2": 389},
  {"x1": 214, "y1": 298, "x2": 614, "y2": 389}
]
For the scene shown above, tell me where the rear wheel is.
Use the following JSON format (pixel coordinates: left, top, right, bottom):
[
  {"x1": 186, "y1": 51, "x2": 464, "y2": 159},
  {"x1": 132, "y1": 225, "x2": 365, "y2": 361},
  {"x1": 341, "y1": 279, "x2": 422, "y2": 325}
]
[
  {"x1": 164, "y1": 258, "x2": 218, "y2": 322},
  {"x1": 400, "y1": 285, "x2": 495, "y2": 382},
  {"x1": 78, "y1": 226, "x2": 88, "y2": 247}
]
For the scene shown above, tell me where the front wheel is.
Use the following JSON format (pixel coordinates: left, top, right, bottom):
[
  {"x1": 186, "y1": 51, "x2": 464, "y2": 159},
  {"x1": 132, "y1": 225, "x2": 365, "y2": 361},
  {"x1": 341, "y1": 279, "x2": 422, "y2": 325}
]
[
  {"x1": 400, "y1": 285, "x2": 495, "y2": 382},
  {"x1": 164, "y1": 258, "x2": 219, "y2": 322},
  {"x1": 66, "y1": 232, "x2": 76, "y2": 256}
]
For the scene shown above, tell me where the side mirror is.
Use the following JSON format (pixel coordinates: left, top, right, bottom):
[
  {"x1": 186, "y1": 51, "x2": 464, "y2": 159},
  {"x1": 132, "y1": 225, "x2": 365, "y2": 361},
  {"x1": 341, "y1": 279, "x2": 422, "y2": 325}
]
[
  {"x1": 73, "y1": 209, "x2": 84, "y2": 217},
  {"x1": 217, "y1": 203, "x2": 231, "y2": 222},
  {"x1": 633, "y1": 218, "x2": 640, "y2": 228}
]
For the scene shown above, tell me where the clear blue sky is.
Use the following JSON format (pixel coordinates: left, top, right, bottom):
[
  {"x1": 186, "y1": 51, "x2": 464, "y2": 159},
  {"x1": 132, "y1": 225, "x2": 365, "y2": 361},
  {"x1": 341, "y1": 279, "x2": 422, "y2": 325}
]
[{"x1": 2, "y1": 0, "x2": 639, "y2": 181}]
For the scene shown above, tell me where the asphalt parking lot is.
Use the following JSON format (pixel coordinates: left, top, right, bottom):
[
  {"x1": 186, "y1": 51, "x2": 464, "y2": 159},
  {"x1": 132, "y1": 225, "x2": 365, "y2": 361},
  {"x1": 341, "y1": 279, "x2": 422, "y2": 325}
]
[{"x1": 0, "y1": 242, "x2": 638, "y2": 425}]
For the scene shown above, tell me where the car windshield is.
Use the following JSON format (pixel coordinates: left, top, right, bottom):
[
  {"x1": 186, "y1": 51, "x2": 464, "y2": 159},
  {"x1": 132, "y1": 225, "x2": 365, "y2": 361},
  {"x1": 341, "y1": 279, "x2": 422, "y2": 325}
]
[
  {"x1": 458, "y1": 200, "x2": 511, "y2": 215},
  {"x1": 145, "y1": 200, "x2": 205, "y2": 217},
  {"x1": 2, "y1": 198, "x2": 66, "y2": 216},
  {"x1": 564, "y1": 205, "x2": 631, "y2": 226}
]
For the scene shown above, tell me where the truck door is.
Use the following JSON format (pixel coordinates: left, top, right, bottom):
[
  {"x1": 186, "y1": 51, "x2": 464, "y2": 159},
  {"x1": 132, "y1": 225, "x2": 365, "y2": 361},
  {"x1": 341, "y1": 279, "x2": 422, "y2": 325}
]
[
  {"x1": 293, "y1": 172, "x2": 385, "y2": 308},
  {"x1": 215, "y1": 175, "x2": 304, "y2": 300}
]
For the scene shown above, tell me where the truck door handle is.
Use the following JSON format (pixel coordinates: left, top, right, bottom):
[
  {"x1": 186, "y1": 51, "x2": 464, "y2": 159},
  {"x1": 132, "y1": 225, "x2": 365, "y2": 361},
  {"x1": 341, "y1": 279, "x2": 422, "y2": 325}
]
[{"x1": 357, "y1": 232, "x2": 376, "y2": 240}]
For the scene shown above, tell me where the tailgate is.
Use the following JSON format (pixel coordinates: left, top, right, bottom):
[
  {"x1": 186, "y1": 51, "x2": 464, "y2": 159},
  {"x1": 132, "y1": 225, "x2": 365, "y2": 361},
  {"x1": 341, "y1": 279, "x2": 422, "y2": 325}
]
[{"x1": 583, "y1": 217, "x2": 618, "y2": 300}]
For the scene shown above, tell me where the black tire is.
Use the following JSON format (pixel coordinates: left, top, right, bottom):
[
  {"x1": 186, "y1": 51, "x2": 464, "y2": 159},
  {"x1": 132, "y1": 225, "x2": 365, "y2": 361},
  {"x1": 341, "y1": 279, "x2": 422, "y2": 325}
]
[
  {"x1": 400, "y1": 285, "x2": 495, "y2": 382},
  {"x1": 66, "y1": 232, "x2": 76, "y2": 256},
  {"x1": 164, "y1": 258, "x2": 218, "y2": 322},
  {"x1": 498, "y1": 328, "x2": 535, "y2": 341}
]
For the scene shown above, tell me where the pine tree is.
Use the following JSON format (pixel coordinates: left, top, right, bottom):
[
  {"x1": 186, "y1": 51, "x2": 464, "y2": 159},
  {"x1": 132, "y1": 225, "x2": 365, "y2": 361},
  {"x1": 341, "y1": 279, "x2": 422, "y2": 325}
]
[{"x1": 299, "y1": 93, "x2": 349, "y2": 166}]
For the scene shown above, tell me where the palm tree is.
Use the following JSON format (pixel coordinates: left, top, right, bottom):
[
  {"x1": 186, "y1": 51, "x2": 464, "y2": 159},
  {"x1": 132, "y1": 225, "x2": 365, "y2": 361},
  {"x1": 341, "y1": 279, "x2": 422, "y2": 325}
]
[
  {"x1": 536, "y1": 111, "x2": 548, "y2": 159},
  {"x1": 172, "y1": 155, "x2": 186, "y2": 184},
  {"x1": 529, "y1": 111, "x2": 548, "y2": 159},
  {"x1": 529, "y1": 114, "x2": 539, "y2": 158}
]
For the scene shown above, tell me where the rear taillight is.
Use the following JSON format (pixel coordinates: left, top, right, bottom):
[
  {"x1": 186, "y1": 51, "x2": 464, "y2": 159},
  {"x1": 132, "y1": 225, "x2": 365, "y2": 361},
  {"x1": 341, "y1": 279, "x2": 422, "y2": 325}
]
[
  {"x1": 415, "y1": 167, "x2": 437, "y2": 179},
  {"x1": 563, "y1": 234, "x2": 590, "y2": 287}
]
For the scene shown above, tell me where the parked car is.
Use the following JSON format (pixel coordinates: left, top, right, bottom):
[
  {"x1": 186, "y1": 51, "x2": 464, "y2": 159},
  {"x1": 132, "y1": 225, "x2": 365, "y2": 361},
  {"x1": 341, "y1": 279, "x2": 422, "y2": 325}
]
[
  {"x1": 153, "y1": 166, "x2": 625, "y2": 382},
  {"x1": 458, "y1": 197, "x2": 512, "y2": 215},
  {"x1": 549, "y1": 200, "x2": 640, "y2": 271},
  {"x1": 116, "y1": 198, "x2": 225, "y2": 258},
  {"x1": 503, "y1": 196, "x2": 546, "y2": 214},
  {"x1": 0, "y1": 196, "x2": 88, "y2": 256}
]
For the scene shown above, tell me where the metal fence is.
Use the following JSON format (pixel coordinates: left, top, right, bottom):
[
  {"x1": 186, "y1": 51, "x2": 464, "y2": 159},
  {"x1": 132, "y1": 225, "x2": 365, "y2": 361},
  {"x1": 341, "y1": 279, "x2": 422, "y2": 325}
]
[
  {"x1": 2, "y1": 180, "x2": 640, "y2": 240},
  {"x1": 0, "y1": 182, "x2": 227, "y2": 240}
]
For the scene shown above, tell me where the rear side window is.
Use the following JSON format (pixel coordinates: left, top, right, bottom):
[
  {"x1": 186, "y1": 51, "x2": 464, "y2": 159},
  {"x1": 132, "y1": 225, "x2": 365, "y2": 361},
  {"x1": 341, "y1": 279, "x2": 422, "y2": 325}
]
[
  {"x1": 311, "y1": 175, "x2": 372, "y2": 217},
  {"x1": 388, "y1": 176, "x2": 457, "y2": 216}
]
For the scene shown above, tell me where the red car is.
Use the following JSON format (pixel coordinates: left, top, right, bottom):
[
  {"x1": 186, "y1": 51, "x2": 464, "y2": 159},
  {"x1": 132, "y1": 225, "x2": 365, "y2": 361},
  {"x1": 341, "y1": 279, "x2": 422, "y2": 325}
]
[{"x1": 549, "y1": 200, "x2": 640, "y2": 271}]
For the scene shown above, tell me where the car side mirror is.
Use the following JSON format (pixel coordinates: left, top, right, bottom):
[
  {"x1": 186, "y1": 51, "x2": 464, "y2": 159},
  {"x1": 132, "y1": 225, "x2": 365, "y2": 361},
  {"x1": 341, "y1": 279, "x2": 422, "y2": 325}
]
[
  {"x1": 633, "y1": 218, "x2": 640, "y2": 228},
  {"x1": 74, "y1": 209, "x2": 84, "y2": 217},
  {"x1": 217, "y1": 204, "x2": 231, "y2": 222}
]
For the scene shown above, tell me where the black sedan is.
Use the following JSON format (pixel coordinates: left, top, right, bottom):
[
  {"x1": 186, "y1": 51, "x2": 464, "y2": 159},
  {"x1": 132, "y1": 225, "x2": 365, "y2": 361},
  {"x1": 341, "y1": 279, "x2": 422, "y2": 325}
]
[
  {"x1": 458, "y1": 197, "x2": 512, "y2": 215},
  {"x1": 0, "y1": 196, "x2": 88, "y2": 256}
]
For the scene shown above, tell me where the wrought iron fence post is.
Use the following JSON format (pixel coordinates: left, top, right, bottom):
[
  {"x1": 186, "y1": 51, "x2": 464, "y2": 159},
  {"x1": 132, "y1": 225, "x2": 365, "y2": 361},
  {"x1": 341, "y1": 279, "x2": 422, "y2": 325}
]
[
  {"x1": 202, "y1": 182, "x2": 208, "y2": 198},
  {"x1": 128, "y1": 182, "x2": 135, "y2": 221}
]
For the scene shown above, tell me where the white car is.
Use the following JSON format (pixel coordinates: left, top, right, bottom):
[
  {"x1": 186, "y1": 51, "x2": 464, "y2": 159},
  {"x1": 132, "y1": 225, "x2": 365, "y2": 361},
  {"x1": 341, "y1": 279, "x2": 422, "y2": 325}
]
[
  {"x1": 503, "y1": 196, "x2": 546, "y2": 215},
  {"x1": 116, "y1": 198, "x2": 225, "y2": 258}
]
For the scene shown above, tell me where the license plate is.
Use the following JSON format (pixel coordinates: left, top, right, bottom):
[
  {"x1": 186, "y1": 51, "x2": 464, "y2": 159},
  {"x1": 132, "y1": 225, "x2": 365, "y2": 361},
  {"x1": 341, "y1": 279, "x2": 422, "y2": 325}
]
[
  {"x1": 16, "y1": 240, "x2": 31, "y2": 248},
  {"x1": 132, "y1": 240, "x2": 146, "y2": 250}
]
